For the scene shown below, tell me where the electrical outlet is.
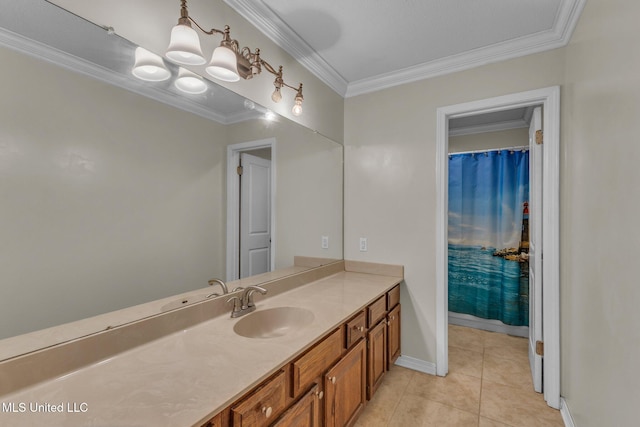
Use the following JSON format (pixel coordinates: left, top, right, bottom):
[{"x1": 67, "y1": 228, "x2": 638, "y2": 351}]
[
  {"x1": 359, "y1": 237, "x2": 368, "y2": 252},
  {"x1": 321, "y1": 236, "x2": 329, "y2": 249}
]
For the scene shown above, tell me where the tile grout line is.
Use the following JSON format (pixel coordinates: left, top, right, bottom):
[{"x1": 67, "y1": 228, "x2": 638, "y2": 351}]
[{"x1": 384, "y1": 369, "x2": 417, "y2": 427}]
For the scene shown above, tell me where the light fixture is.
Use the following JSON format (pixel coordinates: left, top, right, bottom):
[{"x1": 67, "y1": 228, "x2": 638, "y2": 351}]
[
  {"x1": 165, "y1": 23, "x2": 206, "y2": 65},
  {"x1": 164, "y1": 0, "x2": 304, "y2": 114},
  {"x1": 132, "y1": 47, "x2": 171, "y2": 81},
  {"x1": 206, "y1": 42, "x2": 240, "y2": 82},
  {"x1": 175, "y1": 68, "x2": 207, "y2": 94},
  {"x1": 292, "y1": 84, "x2": 303, "y2": 116}
]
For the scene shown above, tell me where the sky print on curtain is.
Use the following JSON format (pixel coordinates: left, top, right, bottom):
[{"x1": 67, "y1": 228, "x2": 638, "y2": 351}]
[{"x1": 448, "y1": 149, "x2": 530, "y2": 326}]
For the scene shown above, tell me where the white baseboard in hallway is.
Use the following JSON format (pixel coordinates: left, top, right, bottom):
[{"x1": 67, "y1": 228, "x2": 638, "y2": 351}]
[{"x1": 394, "y1": 355, "x2": 436, "y2": 375}]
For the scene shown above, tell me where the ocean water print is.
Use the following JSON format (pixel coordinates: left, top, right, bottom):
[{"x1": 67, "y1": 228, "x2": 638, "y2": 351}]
[
  {"x1": 448, "y1": 244, "x2": 529, "y2": 326},
  {"x1": 448, "y1": 150, "x2": 530, "y2": 326}
]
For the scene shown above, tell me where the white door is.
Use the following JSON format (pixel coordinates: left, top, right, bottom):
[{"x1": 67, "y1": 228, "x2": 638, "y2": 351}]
[
  {"x1": 528, "y1": 106, "x2": 543, "y2": 392},
  {"x1": 239, "y1": 153, "x2": 271, "y2": 278}
]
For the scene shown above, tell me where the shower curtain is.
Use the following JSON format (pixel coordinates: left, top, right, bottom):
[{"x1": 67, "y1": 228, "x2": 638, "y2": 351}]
[{"x1": 448, "y1": 149, "x2": 530, "y2": 326}]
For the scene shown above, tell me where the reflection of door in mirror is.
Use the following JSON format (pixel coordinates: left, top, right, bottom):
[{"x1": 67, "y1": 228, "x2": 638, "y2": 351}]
[{"x1": 239, "y1": 151, "x2": 272, "y2": 278}]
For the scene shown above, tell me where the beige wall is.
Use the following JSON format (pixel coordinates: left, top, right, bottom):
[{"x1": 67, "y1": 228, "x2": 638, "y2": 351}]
[
  {"x1": 560, "y1": 0, "x2": 640, "y2": 425},
  {"x1": 344, "y1": 47, "x2": 565, "y2": 365},
  {"x1": 344, "y1": 0, "x2": 638, "y2": 424},
  {"x1": 227, "y1": 119, "x2": 343, "y2": 268},
  {"x1": 449, "y1": 128, "x2": 529, "y2": 153},
  {"x1": 0, "y1": 45, "x2": 228, "y2": 339}
]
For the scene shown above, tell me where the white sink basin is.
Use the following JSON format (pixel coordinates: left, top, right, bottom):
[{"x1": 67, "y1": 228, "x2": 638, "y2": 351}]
[{"x1": 233, "y1": 307, "x2": 315, "y2": 339}]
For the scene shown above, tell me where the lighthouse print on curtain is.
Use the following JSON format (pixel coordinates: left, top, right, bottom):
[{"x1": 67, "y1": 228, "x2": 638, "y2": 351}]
[{"x1": 448, "y1": 148, "x2": 530, "y2": 326}]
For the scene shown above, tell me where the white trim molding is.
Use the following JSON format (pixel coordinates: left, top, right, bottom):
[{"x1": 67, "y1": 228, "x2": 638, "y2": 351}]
[
  {"x1": 435, "y1": 86, "x2": 561, "y2": 409},
  {"x1": 395, "y1": 356, "x2": 436, "y2": 376},
  {"x1": 561, "y1": 398, "x2": 576, "y2": 427}
]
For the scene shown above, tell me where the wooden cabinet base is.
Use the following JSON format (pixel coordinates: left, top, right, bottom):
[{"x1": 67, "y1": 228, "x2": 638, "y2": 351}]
[{"x1": 325, "y1": 340, "x2": 366, "y2": 427}]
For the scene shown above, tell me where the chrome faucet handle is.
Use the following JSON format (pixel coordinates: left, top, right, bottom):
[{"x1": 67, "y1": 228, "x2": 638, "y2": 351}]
[
  {"x1": 227, "y1": 296, "x2": 242, "y2": 318},
  {"x1": 208, "y1": 278, "x2": 228, "y2": 294},
  {"x1": 241, "y1": 286, "x2": 267, "y2": 309}
]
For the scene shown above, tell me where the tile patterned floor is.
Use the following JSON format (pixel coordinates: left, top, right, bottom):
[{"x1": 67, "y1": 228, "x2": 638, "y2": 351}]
[{"x1": 355, "y1": 325, "x2": 564, "y2": 427}]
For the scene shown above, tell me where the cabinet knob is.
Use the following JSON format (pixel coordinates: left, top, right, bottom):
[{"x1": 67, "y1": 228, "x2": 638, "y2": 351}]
[
  {"x1": 262, "y1": 406, "x2": 273, "y2": 418},
  {"x1": 329, "y1": 376, "x2": 336, "y2": 384},
  {"x1": 316, "y1": 390, "x2": 324, "y2": 400}
]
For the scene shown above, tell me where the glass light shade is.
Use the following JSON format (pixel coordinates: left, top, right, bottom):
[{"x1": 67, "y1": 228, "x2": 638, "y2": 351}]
[
  {"x1": 271, "y1": 87, "x2": 282, "y2": 103},
  {"x1": 165, "y1": 24, "x2": 206, "y2": 65},
  {"x1": 206, "y1": 45, "x2": 240, "y2": 82},
  {"x1": 292, "y1": 99, "x2": 303, "y2": 116},
  {"x1": 175, "y1": 68, "x2": 207, "y2": 94},
  {"x1": 132, "y1": 47, "x2": 171, "y2": 82}
]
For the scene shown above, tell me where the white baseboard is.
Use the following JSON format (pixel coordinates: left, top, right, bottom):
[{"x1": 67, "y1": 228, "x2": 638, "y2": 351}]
[
  {"x1": 394, "y1": 355, "x2": 436, "y2": 375},
  {"x1": 560, "y1": 397, "x2": 576, "y2": 427}
]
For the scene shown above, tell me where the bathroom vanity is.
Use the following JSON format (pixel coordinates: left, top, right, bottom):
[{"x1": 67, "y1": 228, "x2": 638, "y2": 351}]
[{"x1": 0, "y1": 260, "x2": 402, "y2": 427}]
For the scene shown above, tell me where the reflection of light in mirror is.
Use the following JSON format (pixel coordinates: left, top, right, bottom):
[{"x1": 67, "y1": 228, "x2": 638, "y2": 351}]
[
  {"x1": 175, "y1": 68, "x2": 207, "y2": 94},
  {"x1": 243, "y1": 99, "x2": 256, "y2": 110},
  {"x1": 132, "y1": 47, "x2": 170, "y2": 82},
  {"x1": 264, "y1": 110, "x2": 276, "y2": 121}
]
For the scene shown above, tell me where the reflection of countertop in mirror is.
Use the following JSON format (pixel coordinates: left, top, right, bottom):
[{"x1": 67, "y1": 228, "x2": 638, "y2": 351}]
[
  {"x1": 0, "y1": 261, "x2": 402, "y2": 427},
  {"x1": 0, "y1": 259, "x2": 334, "y2": 362}
]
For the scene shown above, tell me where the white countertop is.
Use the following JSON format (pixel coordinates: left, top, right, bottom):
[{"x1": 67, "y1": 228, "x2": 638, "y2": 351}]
[{"x1": 0, "y1": 270, "x2": 401, "y2": 427}]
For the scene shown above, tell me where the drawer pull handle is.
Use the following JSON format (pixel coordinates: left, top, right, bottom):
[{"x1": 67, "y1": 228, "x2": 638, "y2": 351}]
[
  {"x1": 316, "y1": 390, "x2": 324, "y2": 400},
  {"x1": 262, "y1": 406, "x2": 273, "y2": 418},
  {"x1": 353, "y1": 325, "x2": 364, "y2": 332}
]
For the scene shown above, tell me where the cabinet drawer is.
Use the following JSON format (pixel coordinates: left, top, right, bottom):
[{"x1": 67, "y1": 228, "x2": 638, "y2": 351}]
[
  {"x1": 387, "y1": 285, "x2": 400, "y2": 309},
  {"x1": 291, "y1": 328, "x2": 343, "y2": 397},
  {"x1": 272, "y1": 384, "x2": 319, "y2": 427},
  {"x1": 345, "y1": 311, "x2": 366, "y2": 348},
  {"x1": 231, "y1": 370, "x2": 287, "y2": 427},
  {"x1": 367, "y1": 295, "x2": 387, "y2": 327}
]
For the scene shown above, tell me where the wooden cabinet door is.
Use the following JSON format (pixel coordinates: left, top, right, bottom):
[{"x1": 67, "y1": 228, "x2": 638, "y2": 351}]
[
  {"x1": 325, "y1": 339, "x2": 366, "y2": 427},
  {"x1": 387, "y1": 304, "x2": 401, "y2": 368},
  {"x1": 367, "y1": 320, "x2": 387, "y2": 400},
  {"x1": 271, "y1": 384, "x2": 320, "y2": 427}
]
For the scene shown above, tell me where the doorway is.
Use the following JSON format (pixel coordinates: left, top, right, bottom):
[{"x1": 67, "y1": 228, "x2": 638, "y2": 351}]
[
  {"x1": 435, "y1": 87, "x2": 560, "y2": 409},
  {"x1": 226, "y1": 138, "x2": 276, "y2": 281}
]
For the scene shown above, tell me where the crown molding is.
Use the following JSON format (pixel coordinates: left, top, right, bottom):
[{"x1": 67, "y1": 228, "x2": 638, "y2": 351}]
[
  {"x1": 223, "y1": 0, "x2": 348, "y2": 96},
  {"x1": 225, "y1": 0, "x2": 586, "y2": 98},
  {"x1": 0, "y1": 27, "x2": 235, "y2": 125}
]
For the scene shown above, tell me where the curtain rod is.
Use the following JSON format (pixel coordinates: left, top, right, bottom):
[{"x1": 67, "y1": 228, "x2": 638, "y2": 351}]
[{"x1": 449, "y1": 145, "x2": 529, "y2": 156}]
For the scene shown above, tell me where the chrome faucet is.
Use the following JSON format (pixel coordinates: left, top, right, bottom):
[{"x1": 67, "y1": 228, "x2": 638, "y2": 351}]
[
  {"x1": 206, "y1": 278, "x2": 228, "y2": 298},
  {"x1": 227, "y1": 285, "x2": 267, "y2": 318}
]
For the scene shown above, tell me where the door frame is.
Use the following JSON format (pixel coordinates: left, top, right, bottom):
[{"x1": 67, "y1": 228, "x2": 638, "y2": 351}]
[
  {"x1": 435, "y1": 86, "x2": 561, "y2": 408},
  {"x1": 226, "y1": 138, "x2": 277, "y2": 281}
]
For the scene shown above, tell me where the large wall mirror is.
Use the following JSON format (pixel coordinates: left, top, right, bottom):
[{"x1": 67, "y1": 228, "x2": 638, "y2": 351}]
[{"x1": 0, "y1": 1, "x2": 343, "y2": 355}]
